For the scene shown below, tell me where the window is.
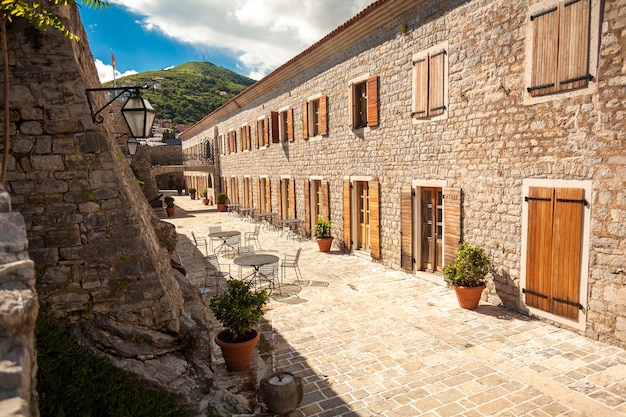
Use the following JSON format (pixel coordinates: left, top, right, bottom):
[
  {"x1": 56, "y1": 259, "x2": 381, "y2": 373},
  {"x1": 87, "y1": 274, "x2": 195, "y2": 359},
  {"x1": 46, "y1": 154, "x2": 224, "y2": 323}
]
[
  {"x1": 256, "y1": 118, "x2": 268, "y2": 148},
  {"x1": 240, "y1": 125, "x2": 251, "y2": 151},
  {"x1": 527, "y1": 0, "x2": 593, "y2": 97},
  {"x1": 412, "y1": 43, "x2": 448, "y2": 120},
  {"x1": 350, "y1": 76, "x2": 379, "y2": 129},
  {"x1": 304, "y1": 179, "x2": 329, "y2": 234},
  {"x1": 227, "y1": 130, "x2": 237, "y2": 154},
  {"x1": 279, "y1": 108, "x2": 294, "y2": 143},
  {"x1": 302, "y1": 95, "x2": 328, "y2": 139}
]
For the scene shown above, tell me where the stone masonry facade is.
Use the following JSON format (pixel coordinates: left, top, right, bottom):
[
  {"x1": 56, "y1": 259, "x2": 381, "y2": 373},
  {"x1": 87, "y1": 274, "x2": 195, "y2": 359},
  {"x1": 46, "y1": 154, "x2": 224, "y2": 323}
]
[{"x1": 181, "y1": 0, "x2": 626, "y2": 348}]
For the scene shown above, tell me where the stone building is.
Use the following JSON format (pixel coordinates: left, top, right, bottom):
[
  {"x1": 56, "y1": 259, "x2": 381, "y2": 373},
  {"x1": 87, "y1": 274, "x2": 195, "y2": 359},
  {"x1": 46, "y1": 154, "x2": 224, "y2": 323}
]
[{"x1": 180, "y1": 0, "x2": 626, "y2": 348}]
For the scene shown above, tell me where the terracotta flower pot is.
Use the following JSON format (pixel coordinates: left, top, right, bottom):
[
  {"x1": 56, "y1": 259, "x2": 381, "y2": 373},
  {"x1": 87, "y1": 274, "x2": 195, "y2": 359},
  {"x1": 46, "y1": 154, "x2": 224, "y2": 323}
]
[
  {"x1": 316, "y1": 237, "x2": 333, "y2": 252},
  {"x1": 217, "y1": 203, "x2": 227, "y2": 212},
  {"x1": 215, "y1": 329, "x2": 260, "y2": 371},
  {"x1": 453, "y1": 285, "x2": 486, "y2": 309},
  {"x1": 166, "y1": 207, "x2": 175, "y2": 217}
]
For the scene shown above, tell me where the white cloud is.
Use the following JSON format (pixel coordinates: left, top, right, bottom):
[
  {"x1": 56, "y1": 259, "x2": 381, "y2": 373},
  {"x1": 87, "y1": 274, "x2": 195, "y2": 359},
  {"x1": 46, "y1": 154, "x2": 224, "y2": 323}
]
[
  {"x1": 107, "y1": 0, "x2": 372, "y2": 79},
  {"x1": 95, "y1": 59, "x2": 138, "y2": 83}
]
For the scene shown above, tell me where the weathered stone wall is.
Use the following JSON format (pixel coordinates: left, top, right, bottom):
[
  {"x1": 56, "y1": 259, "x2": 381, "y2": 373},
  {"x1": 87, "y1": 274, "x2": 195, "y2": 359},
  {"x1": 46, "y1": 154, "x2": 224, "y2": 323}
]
[
  {"x1": 149, "y1": 145, "x2": 184, "y2": 190},
  {"x1": 0, "y1": 187, "x2": 38, "y2": 417},
  {"x1": 184, "y1": 0, "x2": 626, "y2": 347},
  {"x1": 0, "y1": 5, "x2": 220, "y2": 413}
]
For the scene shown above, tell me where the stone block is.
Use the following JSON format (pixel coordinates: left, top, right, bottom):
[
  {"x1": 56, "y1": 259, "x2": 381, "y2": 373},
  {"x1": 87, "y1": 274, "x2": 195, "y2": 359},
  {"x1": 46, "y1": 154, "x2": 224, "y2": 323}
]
[{"x1": 44, "y1": 225, "x2": 81, "y2": 247}]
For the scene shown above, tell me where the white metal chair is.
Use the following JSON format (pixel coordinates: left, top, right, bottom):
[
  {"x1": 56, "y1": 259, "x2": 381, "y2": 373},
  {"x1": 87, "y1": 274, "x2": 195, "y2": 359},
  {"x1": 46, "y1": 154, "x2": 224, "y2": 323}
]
[
  {"x1": 237, "y1": 245, "x2": 255, "y2": 279},
  {"x1": 281, "y1": 247, "x2": 303, "y2": 284},
  {"x1": 208, "y1": 226, "x2": 222, "y2": 251},
  {"x1": 201, "y1": 254, "x2": 231, "y2": 294},
  {"x1": 225, "y1": 233, "x2": 241, "y2": 257},
  {"x1": 191, "y1": 231, "x2": 208, "y2": 256},
  {"x1": 258, "y1": 262, "x2": 280, "y2": 294},
  {"x1": 245, "y1": 224, "x2": 262, "y2": 249}
]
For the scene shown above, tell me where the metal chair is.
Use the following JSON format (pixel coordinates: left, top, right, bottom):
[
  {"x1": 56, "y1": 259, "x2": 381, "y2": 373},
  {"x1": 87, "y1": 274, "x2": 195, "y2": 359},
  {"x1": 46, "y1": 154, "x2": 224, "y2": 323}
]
[
  {"x1": 201, "y1": 254, "x2": 231, "y2": 294},
  {"x1": 191, "y1": 231, "x2": 208, "y2": 256},
  {"x1": 281, "y1": 247, "x2": 303, "y2": 284},
  {"x1": 208, "y1": 226, "x2": 222, "y2": 251},
  {"x1": 225, "y1": 233, "x2": 241, "y2": 257},
  {"x1": 258, "y1": 262, "x2": 280, "y2": 294},
  {"x1": 245, "y1": 224, "x2": 262, "y2": 249},
  {"x1": 237, "y1": 245, "x2": 255, "y2": 279}
]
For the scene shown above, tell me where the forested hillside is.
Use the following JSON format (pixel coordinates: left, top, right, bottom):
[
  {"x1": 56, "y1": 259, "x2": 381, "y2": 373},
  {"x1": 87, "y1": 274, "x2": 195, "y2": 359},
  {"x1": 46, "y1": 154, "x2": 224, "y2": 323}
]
[{"x1": 104, "y1": 61, "x2": 256, "y2": 126}]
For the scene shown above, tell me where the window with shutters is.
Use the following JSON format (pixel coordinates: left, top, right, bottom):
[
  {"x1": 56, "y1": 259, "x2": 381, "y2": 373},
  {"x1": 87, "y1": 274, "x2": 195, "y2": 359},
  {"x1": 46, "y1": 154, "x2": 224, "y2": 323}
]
[
  {"x1": 302, "y1": 94, "x2": 328, "y2": 139},
  {"x1": 343, "y1": 177, "x2": 380, "y2": 259},
  {"x1": 521, "y1": 179, "x2": 591, "y2": 330},
  {"x1": 240, "y1": 124, "x2": 251, "y2": 151},
  {"x1": 278, "y1": 107, "x2": 293, "y2": 143},
  {"x1": 349, "y1": 75, "x2": 379, "y2": 129},
  {"x1": 525, "y1": 0, "x2": 600, "y2": 102},
  {"x1": 412, "y1": 42, "x2": 448, "y2": 121},
  {"x1": 256, "y1": 118, "x2": 267, "y2": 148}
]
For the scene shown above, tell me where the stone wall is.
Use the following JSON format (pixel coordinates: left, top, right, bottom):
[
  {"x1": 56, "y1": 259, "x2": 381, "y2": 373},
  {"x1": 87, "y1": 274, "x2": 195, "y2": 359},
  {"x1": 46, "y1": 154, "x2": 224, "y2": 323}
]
[
  {"x1": 0, "y1": 186, "x2": 38, "y2": 417},
  {"x1": 183, "y1": 0, "x2": 626, "y2": 347},
  {"x1": 148, "y1": 145, "x2": 184, "y2": 190}
]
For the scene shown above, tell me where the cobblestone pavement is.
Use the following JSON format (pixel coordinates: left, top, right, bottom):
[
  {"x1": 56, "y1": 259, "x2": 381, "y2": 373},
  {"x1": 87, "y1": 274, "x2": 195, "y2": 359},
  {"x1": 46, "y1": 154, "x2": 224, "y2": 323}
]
[{"x1": 163, "y1": 192, "x2": 626, "y2": 417}]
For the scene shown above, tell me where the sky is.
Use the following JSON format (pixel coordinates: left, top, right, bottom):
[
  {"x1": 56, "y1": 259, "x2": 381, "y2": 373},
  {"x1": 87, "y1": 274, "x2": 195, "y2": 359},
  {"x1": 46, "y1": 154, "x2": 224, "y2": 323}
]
[{"x1": 79, "y1": 0, "x2": 373, "y2": 83}]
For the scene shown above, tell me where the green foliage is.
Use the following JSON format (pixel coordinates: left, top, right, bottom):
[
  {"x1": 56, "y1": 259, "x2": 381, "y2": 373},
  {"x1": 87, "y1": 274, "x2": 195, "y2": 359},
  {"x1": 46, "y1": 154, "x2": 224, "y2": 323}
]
[
  {"x1": 187, "y1": 187, "x2": 196, "y2": 195},
  {"x1": 114, "y1": 280, "x2": 130, "y2": 292},
  {"x1": 164, "y1": 196, "x2": 175, "y2": 207},
  {"x1": 103, "y1": 62, "x2": 255, "y2": 125},
  {"x1": 36, "y1": 314, "x2": 193, "y2": 417},
  {"x1": 209, "y1": 280, "x2": 269, "y2": 342},
  {"x1": 216, "y1": 192, "x2": 228, "y2": 204},
  {"x1": 314, "y1": 218, "x2": 332, "y2": 238},
  {"x1": 443, "y1": 243, "x2": 491, "y2": 287},
  {"x1": 201, "y1": 188, "x2": 208, "y2": 198}
]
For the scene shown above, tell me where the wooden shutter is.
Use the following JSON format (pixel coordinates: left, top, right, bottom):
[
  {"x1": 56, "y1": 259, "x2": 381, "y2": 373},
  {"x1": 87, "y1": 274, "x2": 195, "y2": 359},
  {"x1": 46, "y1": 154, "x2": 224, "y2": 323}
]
[
  {"x1": 343, "y1": 180, "x2": 351, "y2": 250},
  {"x1": 529, "y1": 6, "x2": 559, "y2": 96},
  {"x1": 304, "y1": 180, "x2": 310, "y2": 233},
  {"x1": 349, "y1": 82, "x2": 355, "y2": 129},
  {"x1": 288, "y1": 179, "x2": 296, "y2": 219},
  {"x1": 558, "y1": 0, "x2": 591, "y2": 91},
  {"x1": 525, "y1": 187, "x2": 555, "y2": 312},
  {"x1": 264, "y1": 117, "x2": 270, "y2": 147},
  {"x1": 551, "y1": 188, "x2": 584, "y2": 320},
  {"x1": 429, "y1": 51, "x2": 446, "y2": 116},
  {"x1": 321, "y1": 180, "x2": 329, "y2": 220},
  {"x1": 369, "y1": 179, "x2": 380, "y2": 260},
  {"x1": 257, "y1": 178, "x2": 261, "y2": 210},
  {"x1": 246, "y1": 125, "x2": 251, "y2": 150},
  {"x1": 443, "y1": 187, "x2": 462, "y2": 266},
  {"x1": 400, "y1": 186, "x2": 413, "y2": 270},
  {"x1": 227, "y1": 132, "x2": 231, "y2": 153},
  {"x1": 287, "y1": 108, "x2": 294, "y2": 142},
  {"x1": 413, "y1": 57, "x2": 428, "y2": 118},
  {"x1": 302, "y1": 102, "x2": 308, "y2": 139},
  {"x1": 319, "y1": 95, "x2": 328, "y2": 136},
  {"x1": 271, "y1": 111, "x2": 280, "y2": 143},
  {"x1": 367, "y1": 76, "x2": 379, "y2": 127},
  {"x1": 277, "y1": 179, "x2": 283, "y2": 220}
]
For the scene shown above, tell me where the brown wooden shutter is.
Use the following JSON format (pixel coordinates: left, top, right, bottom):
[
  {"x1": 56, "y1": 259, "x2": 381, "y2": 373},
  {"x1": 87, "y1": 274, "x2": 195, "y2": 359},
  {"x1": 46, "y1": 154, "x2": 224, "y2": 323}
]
[
  {"x1": 525, "y1": 187, "x2": 554, "y2": 312},
  {"x1": 443, "y1": 187, "x2": 462, "y2": 266},
  {"x1": 401, "y1": 186, "x2": 413, "y2": 270},
  {"x1": 550, "y1": 187, "x2": 584, "y2": 320},
  {"x1": 367, "y1": 76, "x2": 379, "y2": 127},
  {"x1": 558, "y1": 0, "x2": 591, "y2": 92},
  {"x1": 288, "y1": 179, "x2": 296, "y2": 219},
  {"x1": 529, "y1": 6, "x2": 559, "y2": 96},
  {"x1": 429, "y1": 51, "x2": 445, "y2": 117},
  {"x1": 246, "y1": 125, "x2": 251, "y2": 150},
  {"x1": 257, "y1": 178, "x2": 261, "y2": 209},
  {"x1": 266, "y1": 179, "x2": 272, "y2": 212},
  {"x1": 349, "y1": 83, "x2": 355, "y2": 129},
  {"x1": 321, "y1": 180, "x2": 329, "y2": 220},
  {"x1": 287, "y1": 108, "x2": 294, "y2": 142},
  {"x1": 264, "y1": 117, "x2": 270, "y2": 147},
  {"x1": 319, "y1": 95, "x2": 328, "y2": 136},
  {"x1": 413, "y1": 57, "x2": 428, "y2": 118},
  {"x1": 255, "y1": 122, "x2": 260, "y2": 148},
  {"x1": 369, "y1": 179, "x2": 380, "y2": 259},
  {"x1": 304, "y1": 180, "x2": 310, "y2": 233},
  {"x1": 302, "y1": 102, "x2": 308, "y2": 139},
  {"x1": 343, "y1": 180, "x2": 351, "y2": 250},
  {"x1": 271, "y1": 111, "x2": 280, "y2": 143},
  {"x1": 227, "y1": 132, "x2": 231, "y2": 153},
  {"x1": 277, "y1": 179, "x2": 283, "y2": 220}
]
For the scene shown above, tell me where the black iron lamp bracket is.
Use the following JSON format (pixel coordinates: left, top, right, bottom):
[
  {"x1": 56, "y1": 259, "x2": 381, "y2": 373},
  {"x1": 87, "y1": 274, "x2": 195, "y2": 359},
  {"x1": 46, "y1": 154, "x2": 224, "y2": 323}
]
[{"x1": 85, "y1": 85, "x2": 147, "y2": 124}]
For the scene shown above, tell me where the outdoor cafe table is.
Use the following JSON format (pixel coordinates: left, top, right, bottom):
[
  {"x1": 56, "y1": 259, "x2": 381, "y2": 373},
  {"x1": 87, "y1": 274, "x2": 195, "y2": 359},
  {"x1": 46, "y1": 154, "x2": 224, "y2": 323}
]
[
  {"x1": 239, "y1": 207, "x2": 256, "y2": 222},
  {"x1": 226, "y1": 203, "x2": 240, "y2": 216},
  {"x1": 257, "y1": 212, "x2": 274, "y2": 229},
  {"x1": 280, "y1": 219, "x2": 304, "y2": 240},
  {"x1": 233, "y1": 254, "x2": 280, "y2": 292},
  {"x1": 208, "y1": 230, "x2": 241, "y2": 256}
]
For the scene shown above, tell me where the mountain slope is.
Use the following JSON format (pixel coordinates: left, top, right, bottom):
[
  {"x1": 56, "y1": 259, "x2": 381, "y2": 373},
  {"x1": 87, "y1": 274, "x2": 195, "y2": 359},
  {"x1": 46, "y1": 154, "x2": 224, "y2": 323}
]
[{"x1": 104, "y1": 62, "x2": 256, "y2": 126}]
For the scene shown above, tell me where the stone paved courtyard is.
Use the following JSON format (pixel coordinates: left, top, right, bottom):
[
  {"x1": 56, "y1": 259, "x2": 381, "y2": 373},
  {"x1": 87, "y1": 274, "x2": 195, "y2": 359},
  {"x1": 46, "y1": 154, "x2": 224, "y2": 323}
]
[{"x1": 164, "y1": 192, "x2": 626, "y2": 417}]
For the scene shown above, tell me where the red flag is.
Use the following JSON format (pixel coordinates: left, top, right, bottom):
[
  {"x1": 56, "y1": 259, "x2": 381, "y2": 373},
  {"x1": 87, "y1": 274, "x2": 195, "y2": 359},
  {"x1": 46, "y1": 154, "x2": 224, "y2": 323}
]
[{"x1": 111, "y1": 51, "x2": 116, "y2": 72}]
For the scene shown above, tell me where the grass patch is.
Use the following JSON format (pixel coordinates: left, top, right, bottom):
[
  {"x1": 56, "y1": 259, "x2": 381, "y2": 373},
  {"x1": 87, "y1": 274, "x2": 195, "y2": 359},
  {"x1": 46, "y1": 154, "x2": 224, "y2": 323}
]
[{"x1": 36, "y1": 314, "x2": 193, "y2": 417}]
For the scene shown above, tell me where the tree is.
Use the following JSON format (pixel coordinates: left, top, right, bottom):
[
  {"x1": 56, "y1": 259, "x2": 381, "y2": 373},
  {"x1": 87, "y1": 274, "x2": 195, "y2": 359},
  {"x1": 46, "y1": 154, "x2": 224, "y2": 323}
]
[{"x1": 1, "y1": 0, "x2": 109, "y2": 185}]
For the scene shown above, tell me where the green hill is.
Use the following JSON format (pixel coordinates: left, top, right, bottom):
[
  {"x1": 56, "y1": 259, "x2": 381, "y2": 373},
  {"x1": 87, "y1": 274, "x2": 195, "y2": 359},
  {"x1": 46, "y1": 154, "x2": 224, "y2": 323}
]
[{"x1": 104, "y1": 61, "x2": 256, "y2": 126}]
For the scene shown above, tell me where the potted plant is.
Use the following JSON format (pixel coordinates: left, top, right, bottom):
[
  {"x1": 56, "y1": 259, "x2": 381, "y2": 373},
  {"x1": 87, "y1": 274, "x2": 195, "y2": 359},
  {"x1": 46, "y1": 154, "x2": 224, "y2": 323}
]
[
  {"x1": 176, "y1": 183, "x2": 184, "y2": 195},
  {"x1": 314, "y1": 218, "x2": 333, "y2": 252},
  {"x1": 188, "y1": 187, "x2": 196, "y2": 200},
  {"x1": 216, "y1": 192, "x2": 228, "y2": 212},
  {"x1": 164, "y1": 196, "x2": 175, "y2": 217},
  {"x1": 209, "y1": 279, "x2": 269, "y2": 371},
  {"x1": 443, "y1": 242, "x2": 491, "y2": 309},
  {"x1": 201, "y1": 188, "x2": 209, "y2": 205}
]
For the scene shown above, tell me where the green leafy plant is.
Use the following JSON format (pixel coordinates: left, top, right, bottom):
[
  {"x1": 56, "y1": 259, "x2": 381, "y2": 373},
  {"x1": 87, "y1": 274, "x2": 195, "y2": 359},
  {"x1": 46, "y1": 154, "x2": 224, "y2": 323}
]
[
  {"x1": 209, "y1": 280, "x2": 269, "y2": 342},
  {"x1": 187, "y1": 187, "x2": 196, "y2": 195},
  {"x1": 216, "y1": 192, "x2": 228, "y2": 204},
  {"x1": 164, "y1": 196, "x2": 175, "y2": 207},
  {"x1": 201, "y1": 188, "x2": 208, "y2": 198},
  {"x1": 443, "y1": 243, "x2": 491, "y2": 287},
  {"x1": 314, "y1": 218, "x2": 332, "y2": 238}
]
